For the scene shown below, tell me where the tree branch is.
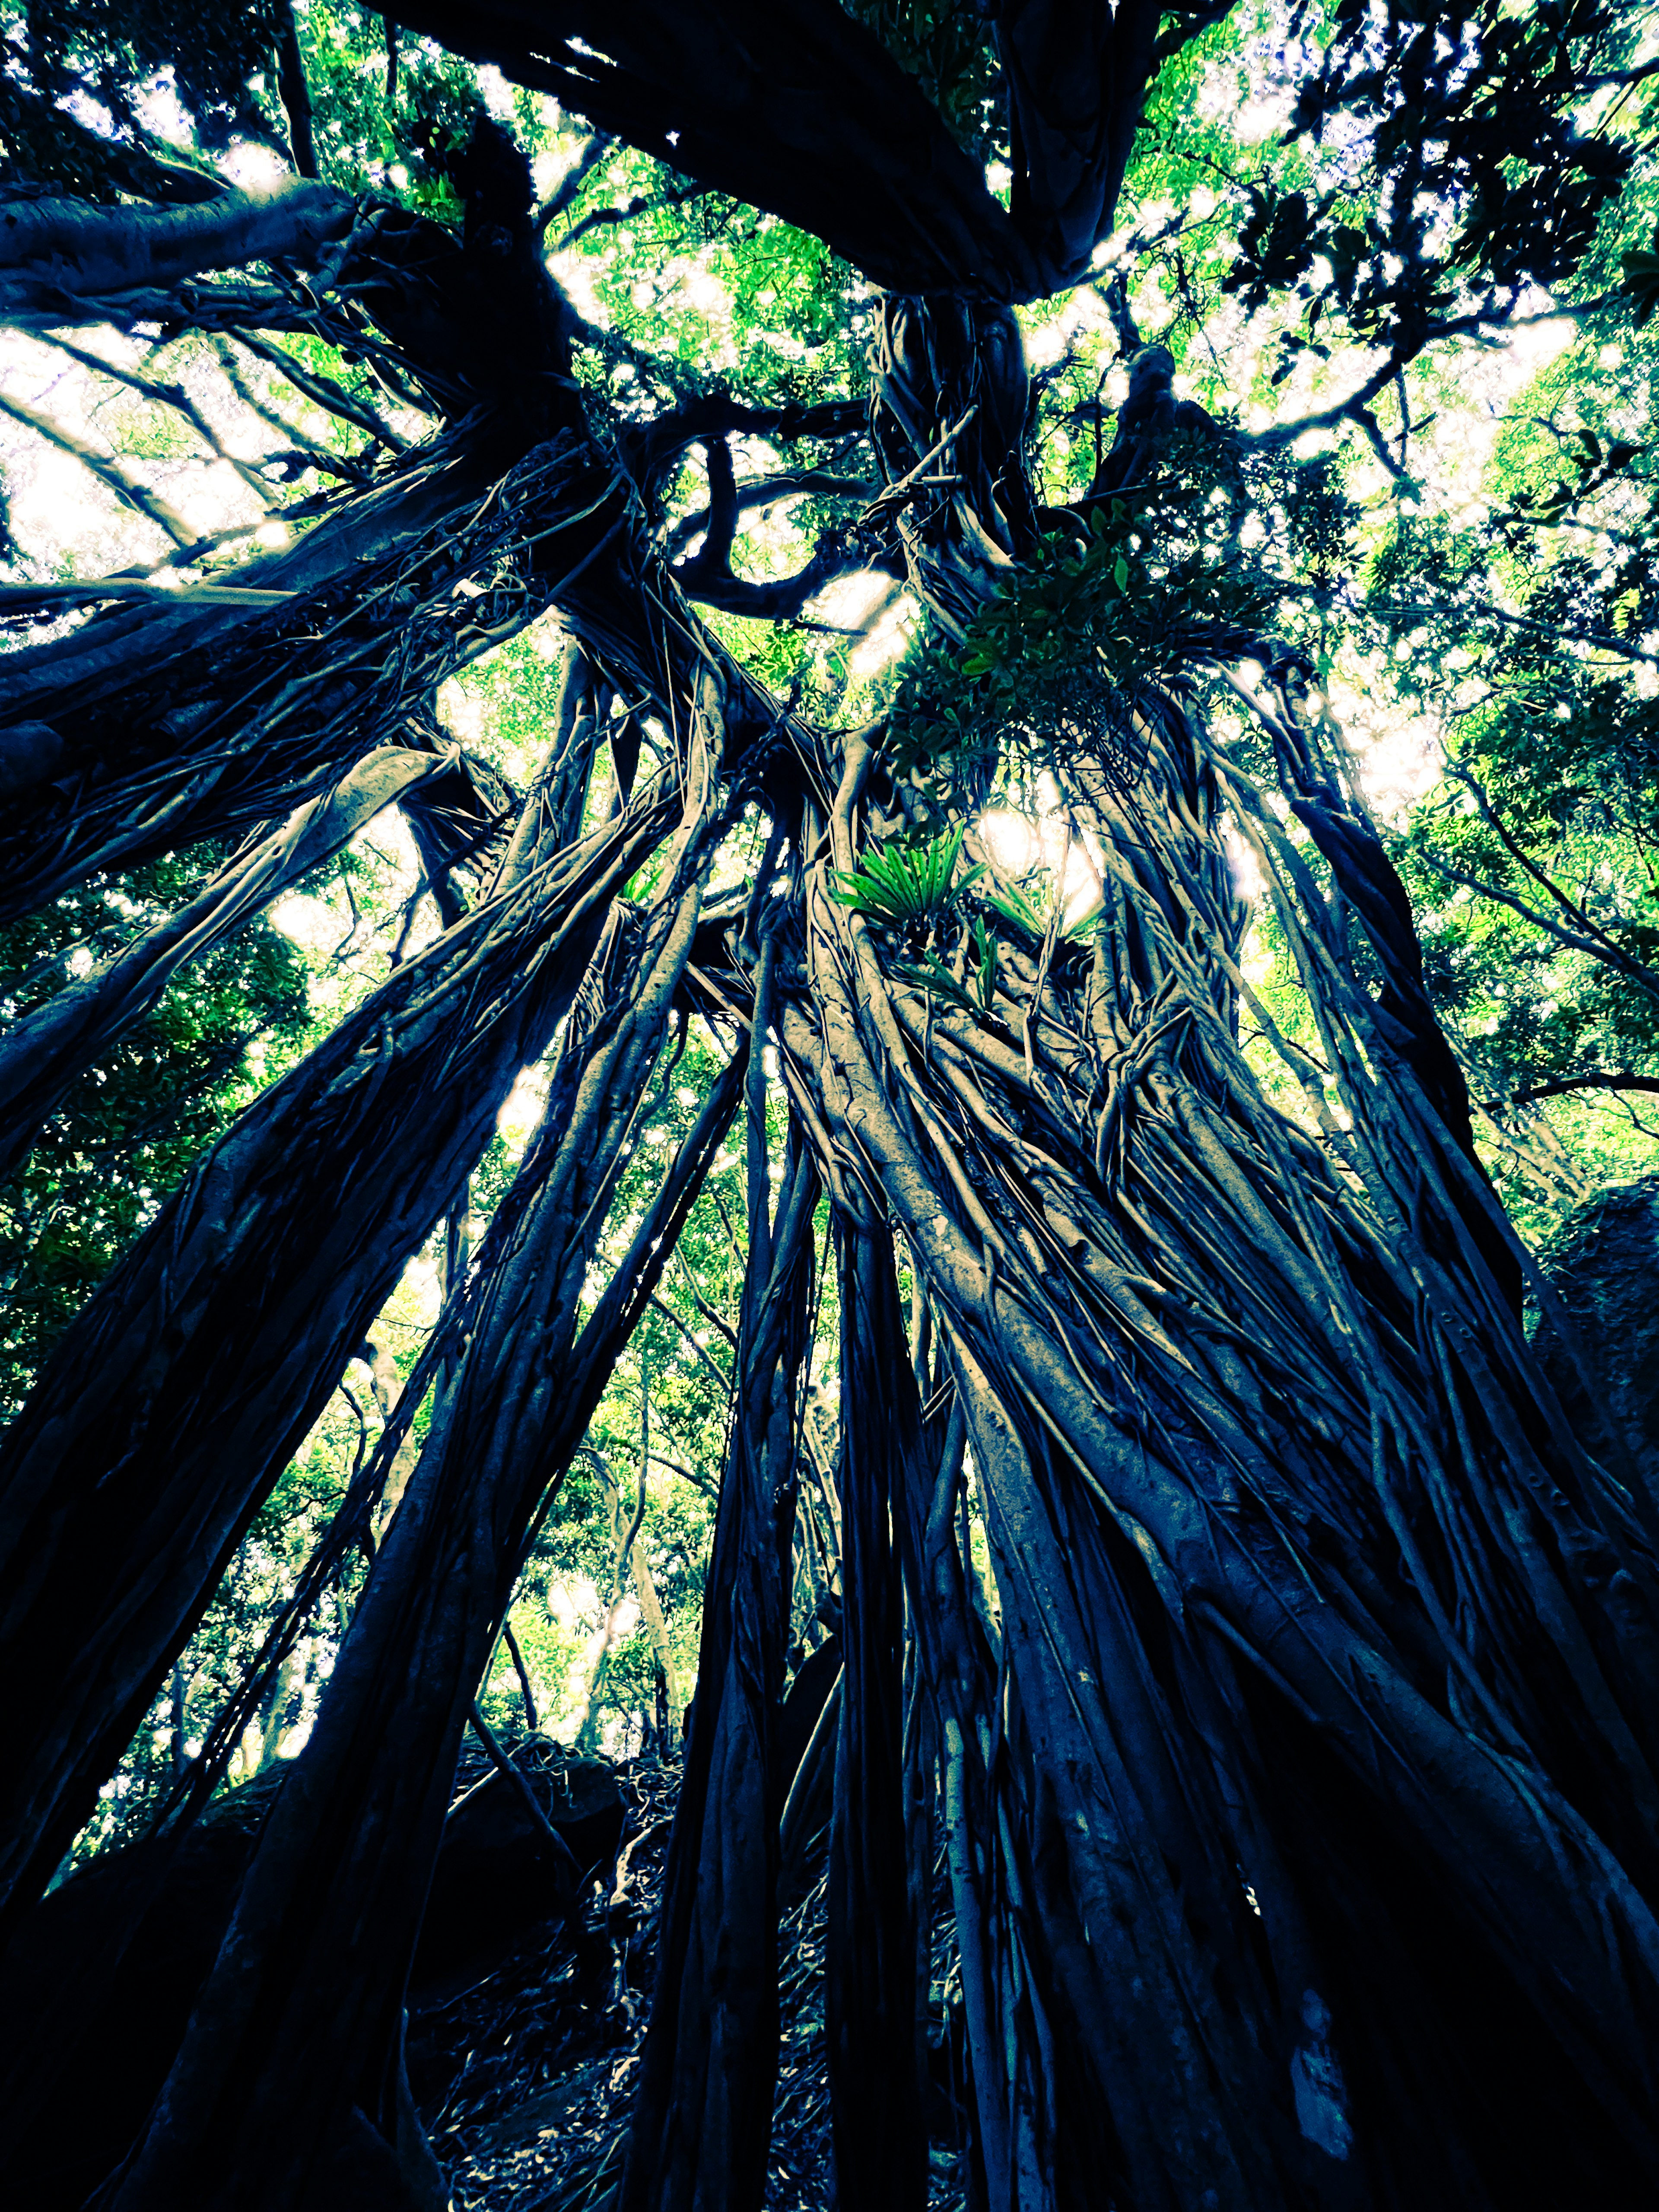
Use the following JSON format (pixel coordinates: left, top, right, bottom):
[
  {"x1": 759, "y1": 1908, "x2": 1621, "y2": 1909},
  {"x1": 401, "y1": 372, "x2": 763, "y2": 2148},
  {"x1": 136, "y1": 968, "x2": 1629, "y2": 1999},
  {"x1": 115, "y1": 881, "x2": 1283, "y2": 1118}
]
[
  {"x1": 0, "y1": 387, "x2": 201, "y2": 548},
  {"x1": 1242, "y1": 353, "x2": 1404, "y2": 455},
  {"x1": 648, "y1": 1293, "x2": 734, "y2": 1395},
  {"x1": 276, "y1": 2, "x2": 320, "y2": 180},
  {"x1": 1414, "y1": 845, "x2": 1659, "y2": 1004},
  {"x1": 0, "y1": 75, "x2": 228, "y2": 205},
  {"x1": 0, "y1": 576, "x2": 295, "y2": 613},
  {"x1": 0, "y1": 179, "x2": 352, "y2": 316},
  {"x1": 467, "y1": 1703, "x2": 580, "y2": 1876},
  {"x1": 380, "y1": 0, "x2": 1046, "y2": 299},
  {"x1": 44, "y1": 334, "x2": 281, "y2": 508},
  {"x1": 210, "y1": 334, "x2": 375, "y2": 483},
  {"x1": 558, "y1": 181, "x2": 705, "y2": 249},
  {"x1": 665, "y1": 468, "x2": 875, "y2": 559},
  {"x1": 622, "y1": 393, "x2": 867, "y2": 495},
  {"x1": 1484, "y1": 1071, "x2": 1659, "y2": 1110},
  {"x1": 537, "y1": 132, "x2": 615, "y2": 233},
  {"x1": 671, "y1": 428, "x2": 870, "y2": 616},
  {"x1": 229, "y1": 330, "x2": 411, "y2": 451},
  {"x1": 674, "y1": 529, "x2": 863, "y2": 621}
]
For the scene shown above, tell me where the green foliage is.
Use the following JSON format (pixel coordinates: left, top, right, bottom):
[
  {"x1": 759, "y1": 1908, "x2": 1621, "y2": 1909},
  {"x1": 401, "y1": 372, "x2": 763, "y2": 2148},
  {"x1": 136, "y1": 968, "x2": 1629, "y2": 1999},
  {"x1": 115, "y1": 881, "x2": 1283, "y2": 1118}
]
[
  {"x1": 293, "y1": 2, "x2": 495, "y2": 208},
  {"x1": 889, "y1": 461, "x2": 1292, "y2": 786},
  {"x1": 830, "y1": 823, "x2": 982, "y2": 931},
  {"x1": 1287, "y1": 0, "x2": 1637, "y2": 327},
  {"x1": 0, "y1": 849, "x2": 309, "y2": 1414},
  {"x1": 1621, "y1": 223, "x2": 1659, "y2": 325}
]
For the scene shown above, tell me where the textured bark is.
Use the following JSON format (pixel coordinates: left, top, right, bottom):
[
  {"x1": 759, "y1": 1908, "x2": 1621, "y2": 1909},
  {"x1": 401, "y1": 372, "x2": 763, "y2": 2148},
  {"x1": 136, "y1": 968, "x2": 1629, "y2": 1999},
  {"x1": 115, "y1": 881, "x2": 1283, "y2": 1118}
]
[
  {"x1": 0, "y1": 724, "x2": 674, "y2": 1942},
  {"x1": 1534, "y1": 1176, "x2": 1659, "y2": 1509},
  {"x1": 826, "y1": 1220, "x2": 925, "y2": 2212},
  {"x1": 622, "y1": 947, "x2": 820, "y2": 2212},
  {"x1": 105, "y1": 719, "x2": 735, "y2": 2210},
  {"x1": 0, "y1": 178, "x2": 350, "y2": 315},
  {"x1": 771, "y1": 703, "x2": 1659, "y2": 2205},
  {"x1": 0, "y1": 428, "x2": 611, "y2": 920},
  {"x1": 0, "y1": 74, "x2": 230, "y2": 206},
  {"x1": 383, "y1": 0, "x2": 1175, "y2": 299}
]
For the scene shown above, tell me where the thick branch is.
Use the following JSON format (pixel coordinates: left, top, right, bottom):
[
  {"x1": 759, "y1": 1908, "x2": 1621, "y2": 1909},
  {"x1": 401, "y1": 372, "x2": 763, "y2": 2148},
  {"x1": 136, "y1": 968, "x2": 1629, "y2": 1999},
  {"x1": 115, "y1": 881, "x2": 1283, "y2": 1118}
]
[
  {"x1": 382, "y1": 0, "x2": 1046, "y2": 299},
  {"x1": 0, "y1": 179, "x2": 353, "y2": 315},
  {"x1": 999, "y1": 0, "x2": 1166, "y2": 273},
  {"x1": 665, "y1": 468, "x2": 875, "y2": 559}
]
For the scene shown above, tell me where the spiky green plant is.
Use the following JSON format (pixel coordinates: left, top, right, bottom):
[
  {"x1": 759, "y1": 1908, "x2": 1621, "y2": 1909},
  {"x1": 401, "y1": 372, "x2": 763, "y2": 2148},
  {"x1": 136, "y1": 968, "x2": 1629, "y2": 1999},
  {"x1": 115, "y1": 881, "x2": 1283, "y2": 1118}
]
[
  {"x1": 829, "y1": 823, "x2": 983, "y2": 927},
  {"x1": 981, "y1": 873, "x2": 1103, "y2": 944}
]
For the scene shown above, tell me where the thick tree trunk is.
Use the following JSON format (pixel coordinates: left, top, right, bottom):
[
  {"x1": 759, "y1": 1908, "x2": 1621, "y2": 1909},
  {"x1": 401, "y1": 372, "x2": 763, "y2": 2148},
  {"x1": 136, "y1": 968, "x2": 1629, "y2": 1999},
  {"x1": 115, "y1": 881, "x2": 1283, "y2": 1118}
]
[
  {"x1": 103, "y1": 712, "x2": 736, "y2": 2209},
  {"x1": 826, "y1": 1218, "x2": 925, "y2": 2212},
  {"x1": 621, "y1": 940, "x2": 820, "y2": 2212},
  {"x1": 775, "y1": 704, "x2": 1659, "y2": 2204},
  {"x1": 0, "y1": 710, "x2": 680, "y2": 1941},
  {"x1": 9, "y1": 17, "x2": 1654, "y2": 2210}
]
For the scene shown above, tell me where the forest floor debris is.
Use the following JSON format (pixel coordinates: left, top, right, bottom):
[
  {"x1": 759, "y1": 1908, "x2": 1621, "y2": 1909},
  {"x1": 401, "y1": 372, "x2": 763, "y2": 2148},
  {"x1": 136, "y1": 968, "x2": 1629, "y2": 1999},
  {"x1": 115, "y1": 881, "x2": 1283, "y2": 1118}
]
[{"x1": 428, "y1": 1747, "x2": 971, "y2": 2211}]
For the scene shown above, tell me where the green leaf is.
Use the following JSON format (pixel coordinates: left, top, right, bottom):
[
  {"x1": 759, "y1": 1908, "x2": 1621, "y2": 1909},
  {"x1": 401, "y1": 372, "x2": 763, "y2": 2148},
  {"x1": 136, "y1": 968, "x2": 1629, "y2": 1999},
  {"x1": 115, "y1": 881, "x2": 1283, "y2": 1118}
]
[{"x1": 829, "y1": 823, "x2": 979, "y2": 926}]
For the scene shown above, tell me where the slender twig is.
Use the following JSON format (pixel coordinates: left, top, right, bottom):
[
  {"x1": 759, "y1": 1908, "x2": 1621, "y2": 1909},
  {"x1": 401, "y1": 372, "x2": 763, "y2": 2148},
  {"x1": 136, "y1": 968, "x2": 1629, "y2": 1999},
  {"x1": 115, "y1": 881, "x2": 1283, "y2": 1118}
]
[
  {"x1": 44, "y1": 334, "x2": 281, "y2": 507},
  {"x1": 536, "y1": 133, "x2": 616, "y2": 235},
  {"x1": 230, "y1": 330, "x2": 410, "y2": 451},
  {"x1": 558, "y1": 182, "x2": 704, "y2": 251},
  {"x1": 502, "y1": 1618, "x2": 539, "y2": 1732},
  {"x1": 648, "y1": 1290, "x2": 734, "y2": 1392}
]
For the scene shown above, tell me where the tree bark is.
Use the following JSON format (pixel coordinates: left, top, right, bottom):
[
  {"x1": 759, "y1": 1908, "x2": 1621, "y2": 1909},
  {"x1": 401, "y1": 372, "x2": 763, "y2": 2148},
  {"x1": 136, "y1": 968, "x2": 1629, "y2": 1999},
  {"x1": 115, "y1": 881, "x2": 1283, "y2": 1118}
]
[
  {"x1": 826, "y1": 1217, "x2": 925, "y2": 2212},
  {"x1": 102, "y1": 705, "x2": 737, "y2": 2209},
  {"x1": 0, "y1": 428, "x2": 617, "y2": 919},
  {"x1": 622, "y1": 938, "x2": 821, "y2": 2212},
  {"x1": 772, "y1": 698, "x2": 1659, "y2": 2202},
  {"x1": 0, "y1": 179, "x2": 350, "y2": 316},
  {"x1": 0, "y1": 712, "x2": 678, "y2": 1943}
]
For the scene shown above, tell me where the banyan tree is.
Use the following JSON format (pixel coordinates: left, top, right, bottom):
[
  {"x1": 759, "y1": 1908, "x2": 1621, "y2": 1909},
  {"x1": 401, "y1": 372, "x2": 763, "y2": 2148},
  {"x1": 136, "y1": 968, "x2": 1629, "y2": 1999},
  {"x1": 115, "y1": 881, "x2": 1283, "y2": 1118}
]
[{"x1": 3, "y1": 2, "x2": 1659, "y2": 2207}]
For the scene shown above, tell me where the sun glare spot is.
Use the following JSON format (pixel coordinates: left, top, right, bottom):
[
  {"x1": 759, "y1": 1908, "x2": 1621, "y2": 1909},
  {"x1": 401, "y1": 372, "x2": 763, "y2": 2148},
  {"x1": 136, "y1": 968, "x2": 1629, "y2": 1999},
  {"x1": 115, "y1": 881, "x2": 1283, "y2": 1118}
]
[{"x1": 219, "y1": 141, "x2": 287, "y2": 191}]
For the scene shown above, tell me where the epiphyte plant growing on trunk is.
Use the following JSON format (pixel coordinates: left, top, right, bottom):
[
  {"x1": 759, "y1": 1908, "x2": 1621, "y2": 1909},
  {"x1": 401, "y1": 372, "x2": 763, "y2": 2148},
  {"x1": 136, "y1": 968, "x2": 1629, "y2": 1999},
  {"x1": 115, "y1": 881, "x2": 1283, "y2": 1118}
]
[
  {"x1": 6, "y1": 2, "x2": 1659, "y2": 2209},
  {"x1": 829, "y1": 820, "x2": 984, "y2": 935}
]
